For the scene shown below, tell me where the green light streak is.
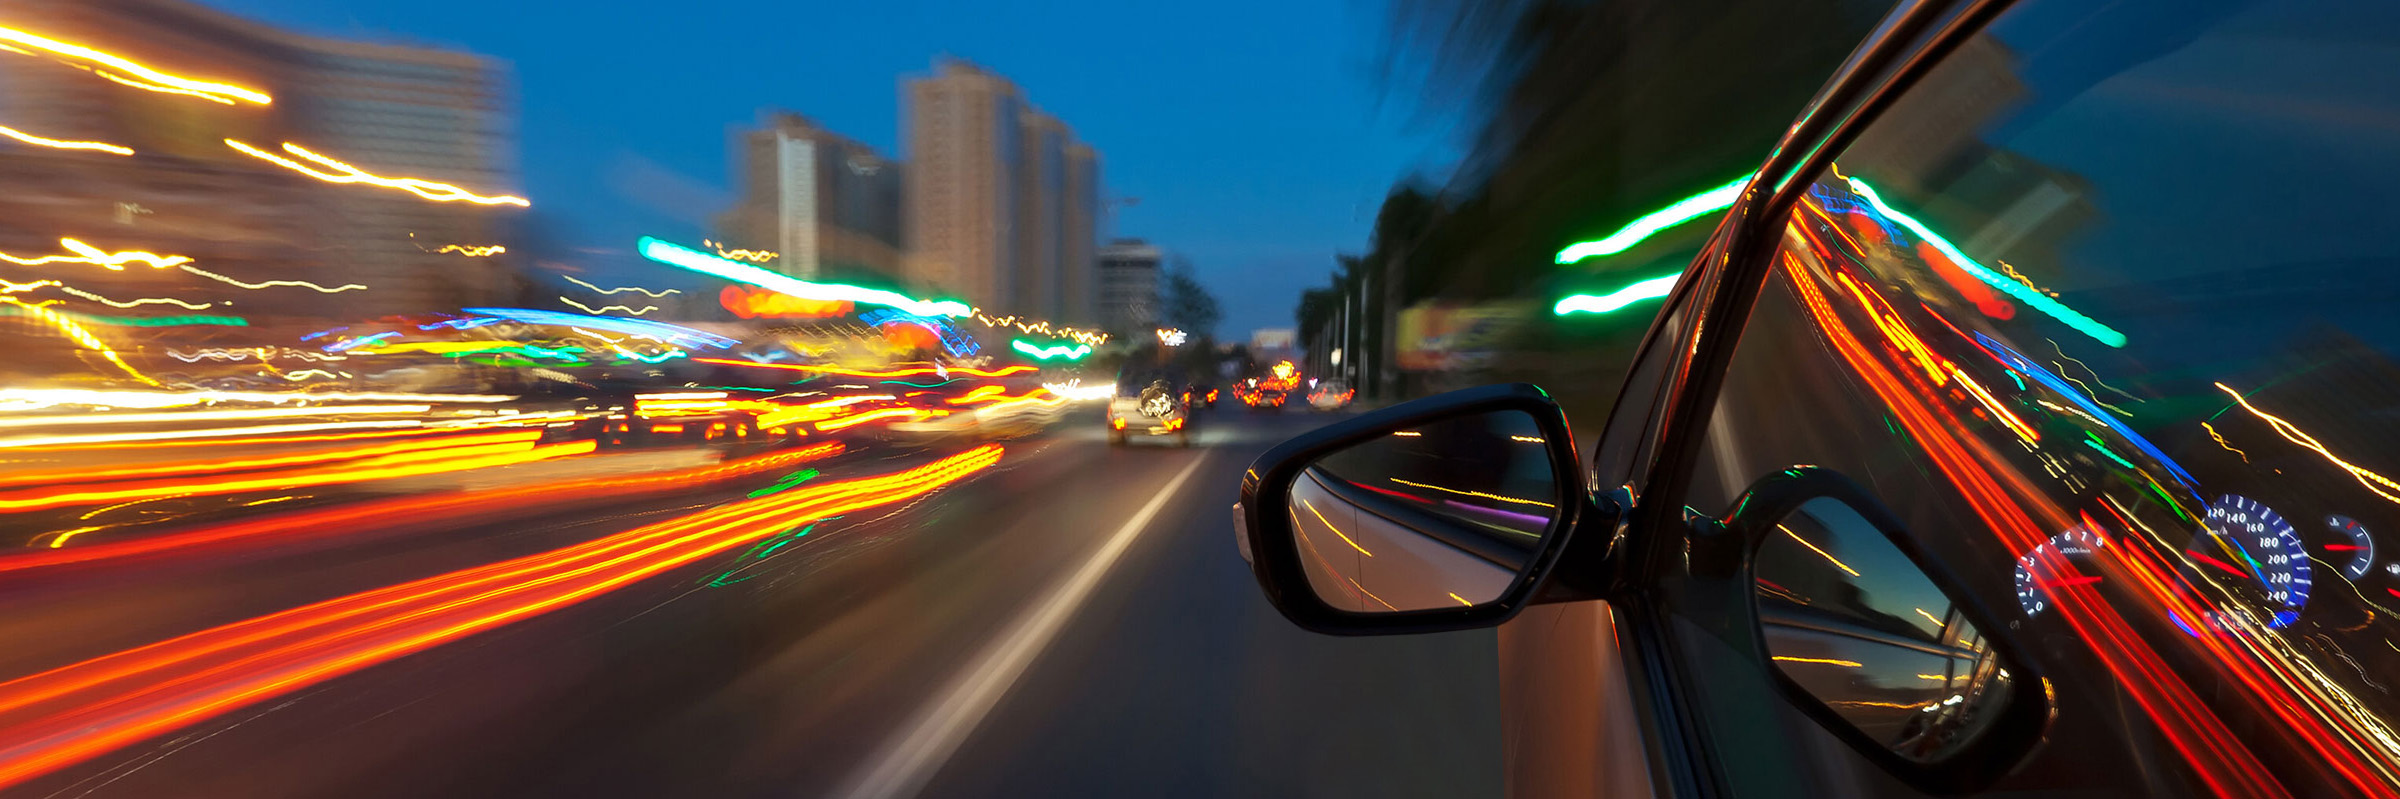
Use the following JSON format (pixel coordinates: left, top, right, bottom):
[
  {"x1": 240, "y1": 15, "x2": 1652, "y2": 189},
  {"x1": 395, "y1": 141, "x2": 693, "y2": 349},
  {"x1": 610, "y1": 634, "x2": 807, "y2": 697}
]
[
  {"x1": 1555, "y1": 272, "x2": 1680, "y2": 316},
  {"x1": 704, "y1": 521, "x2": 824, "y2": 587},
  {"x1": 747, "y1": 468, "x2": 821, "y2": 498},
  {"x1": 639, "y1": 236, "x2": 969, "y2": 317},
  {"x1": 879, "y1": 378, "x2": 962, "y2": 388},
  {"x1": 1556, "y1": 173, "x2": 1756, "y2": 264},
  {"x1": 1844, "y1": 177, "x2": 2126, "y2": 348},
  {"x1": 1011, "y1": 338, "x2": 1091, "y2": 361},
  {"x1": 0, "y1": 307, "x2": 248, "y2": 327}
]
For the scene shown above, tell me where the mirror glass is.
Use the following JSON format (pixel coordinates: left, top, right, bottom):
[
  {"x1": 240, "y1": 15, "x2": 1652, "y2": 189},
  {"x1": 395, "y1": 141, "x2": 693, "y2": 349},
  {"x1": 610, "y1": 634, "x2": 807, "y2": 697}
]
[
  {"x1": 1285, "y1": 409, "x2": 1560, "y2": 612},
  {"x1": 1754, "y1": 497, "x2": 2016, "y2": 763}
]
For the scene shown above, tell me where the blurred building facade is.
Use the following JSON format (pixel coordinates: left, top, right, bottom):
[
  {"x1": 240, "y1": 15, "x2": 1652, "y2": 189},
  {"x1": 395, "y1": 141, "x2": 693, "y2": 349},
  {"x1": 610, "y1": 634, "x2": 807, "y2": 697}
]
[
  {"x1": 0, "y1": 0, "x2": 517, "y2": 320},
  {"x1": 1097, "y1": 238, "x2": 1161, "y2": 332},
  {"x1": 903, "y1": 59, "x2": 1097, "y2": 321},
  {"x1": 715, "y1": 111, "x2": 903, "y2": 285}
]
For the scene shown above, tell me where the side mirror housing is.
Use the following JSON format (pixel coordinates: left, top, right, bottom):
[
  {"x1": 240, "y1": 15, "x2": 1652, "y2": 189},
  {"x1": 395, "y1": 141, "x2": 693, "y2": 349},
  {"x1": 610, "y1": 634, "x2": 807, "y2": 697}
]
[{"x1": 1235, "y1": 383, "x2": 1604, "y2": 635}]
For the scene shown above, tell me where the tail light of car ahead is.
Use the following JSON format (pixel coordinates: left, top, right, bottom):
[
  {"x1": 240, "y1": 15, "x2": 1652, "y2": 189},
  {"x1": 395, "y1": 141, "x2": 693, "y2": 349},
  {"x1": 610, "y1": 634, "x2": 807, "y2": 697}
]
[{"x1": 1111, "y1": 417, "x2": 1126, "y2": 429}]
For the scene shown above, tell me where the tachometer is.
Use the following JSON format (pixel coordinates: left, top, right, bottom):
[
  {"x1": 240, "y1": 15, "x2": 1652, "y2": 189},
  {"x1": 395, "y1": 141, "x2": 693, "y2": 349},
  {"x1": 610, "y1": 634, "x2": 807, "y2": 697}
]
[
  {"x1": 2175, "y1": 494, "x2": 2311, "y2": 634},
  {"x1": 2326, "y1": 514, "x2": 2375, "y2": 581},
  {"x1": 2014, "y1": 526, "x2": 2108, "y2": 617}
]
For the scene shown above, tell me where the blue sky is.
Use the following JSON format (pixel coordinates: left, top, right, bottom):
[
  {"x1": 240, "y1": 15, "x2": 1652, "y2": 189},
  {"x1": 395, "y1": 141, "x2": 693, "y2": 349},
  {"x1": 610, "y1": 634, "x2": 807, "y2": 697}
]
[{"x1": 207, "y1": 0, "x2": 1455, "y2": 337}]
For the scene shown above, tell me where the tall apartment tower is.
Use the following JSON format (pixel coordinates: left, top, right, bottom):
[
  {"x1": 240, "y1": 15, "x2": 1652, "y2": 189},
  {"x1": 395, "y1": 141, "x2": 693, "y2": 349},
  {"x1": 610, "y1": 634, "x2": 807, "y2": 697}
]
[
  {"x1": 0, "y1": 0, "x2": 516, "y2": 319},
  {"x1": 903, "y1": 59, "x2": 1098, "y2": 321},
  {"x1": 717, "y1": 111, "x2": 903, "y2": 284}
]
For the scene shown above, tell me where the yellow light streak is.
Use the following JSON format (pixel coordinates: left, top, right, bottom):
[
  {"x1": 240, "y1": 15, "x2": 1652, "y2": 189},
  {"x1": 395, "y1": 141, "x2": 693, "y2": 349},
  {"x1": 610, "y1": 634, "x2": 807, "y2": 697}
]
[
  {"x1": 0, "y1": 404, "x2": 432, "y2": 430},
  {"x1": 53, "y1": 286, "x2": 212, "y2": 309},
  {"x1": 1950, "y1": 367, "x2": 2037, "y2": 443},
  {"x1": 563, "y1": 275, "x2": 681, "y2": 297},
  {"x1": 1387, "y1": 477, "x2": 1556, "y2": 508},
  {"x1": 559, "y1": 297, "x2": 656, "y2": 316},
  {"x1": 0, "y1": 24, "x2": 272, "y2": 104},
  {"x1": 177, "y1": 264, "x2": 365, "y2": 293},
  {"x1": 225, "y1": 139, "x2": 529, "y2": 206},
  {"x1": 0, "y1": 388, "x2": 507, "y2": 411},
  {"x1": 1301, "y1": 496, "x2": 1373, "y2": 556},
  {"x1": 2219, "y1": 382, "x2": 2400, "y2": 505},
  {"x1": 703, "y1": 240, "x2": 777, "y2": 262},
  {"x1": 436, "y1": 244, "x2": 504, "y2": 257},
  {"x1": 1448, "y1": 592, "x2": 1473, "y2": 606},
  {"x1": 81, "y1": 66, "x2": 233, "y2": 105},
  {"x1": 1779, "y1": 524, "x2": 1860, "y2": 577},
  {"x1": 0, "y1": 238, "x2": 191, "y2": 270},
  {"x1": 2202, "y1": 421, "x2": 2250, "y2": 463},
  {"x1": 1917, "y1": 674, "x2": 1952, "y2": 681},
  {"x1": 1914, "y1": 607, "x2": 1945, "y2": 628},
  {"x1": 1509, "y1": 435, "x2": 1544, "y2": 443},
  {"x1": 0, "y1": 297, "x2": 159, "y2": 386},
  {"x1": 0, "y1": 124, "x2": 130, "y2": 155},
  {"x1": 1771, "y1": 656, "x2": 1863, "y2": 667},
  {"x1": 0, "y1": 419, "x2": 421, "y2": 449}
]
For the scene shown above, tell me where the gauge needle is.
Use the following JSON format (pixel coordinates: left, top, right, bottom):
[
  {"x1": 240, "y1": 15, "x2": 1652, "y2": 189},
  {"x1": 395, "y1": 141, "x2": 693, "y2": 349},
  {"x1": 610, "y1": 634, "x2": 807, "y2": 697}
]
[
  {"x1": 2210, "y1": 533, "x2": 2269, "y2": 583},
  {"x1": 2188, "y1": 550, "x2": 2256, "y2": 580},
  {"x1": 2325, "y1": 544, "x2": 2366, "y2": 551},
  {"x1": 2034, "y1": 576, "x2": 2103, "y2": 589}
]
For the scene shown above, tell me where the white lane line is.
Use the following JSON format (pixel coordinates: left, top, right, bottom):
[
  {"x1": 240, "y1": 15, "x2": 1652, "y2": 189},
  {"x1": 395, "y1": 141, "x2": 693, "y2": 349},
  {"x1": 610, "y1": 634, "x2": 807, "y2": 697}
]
[{"x1": 832, "y1": 452, "x2": 1214, "y2": 799}]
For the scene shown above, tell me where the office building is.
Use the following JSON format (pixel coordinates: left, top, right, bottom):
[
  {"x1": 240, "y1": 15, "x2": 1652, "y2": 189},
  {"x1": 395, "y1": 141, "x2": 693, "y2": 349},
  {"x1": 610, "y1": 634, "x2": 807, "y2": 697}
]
[
  {"x1": 1098, "y1": 238, "x2": 1161, "y2": 333},
  {"x1": 0, "y1": 0, "x2": 516, "y2": 318},
  {"x1": 716, "y1": 111, "x2": 903, "y2": 285},
  {"x1": 903, "y1": 58, "x2": 1098, "y2": 320}
]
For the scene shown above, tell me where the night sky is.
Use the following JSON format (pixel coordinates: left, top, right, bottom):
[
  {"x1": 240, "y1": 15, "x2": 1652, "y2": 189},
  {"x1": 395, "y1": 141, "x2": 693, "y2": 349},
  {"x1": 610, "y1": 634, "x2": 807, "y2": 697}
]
[{"x1": 204, "y1": 0, "x2": 1455, "y2": 338}]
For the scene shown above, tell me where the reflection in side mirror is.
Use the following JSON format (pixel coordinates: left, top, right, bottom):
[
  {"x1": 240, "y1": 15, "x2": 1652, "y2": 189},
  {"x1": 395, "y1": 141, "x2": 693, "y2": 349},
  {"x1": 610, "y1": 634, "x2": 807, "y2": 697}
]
[
  {"x1": 1284, "y1": 409, "x2": 1561, "y2": 613},
  {"x1": 1754, "y1": 496, "x2": 2016, "y2": 765}
]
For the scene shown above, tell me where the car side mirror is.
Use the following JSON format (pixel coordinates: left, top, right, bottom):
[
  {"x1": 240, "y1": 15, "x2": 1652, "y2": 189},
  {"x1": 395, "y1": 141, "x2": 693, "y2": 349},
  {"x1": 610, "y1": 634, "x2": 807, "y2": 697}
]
[
  {"x1": 1236, "y1": 383, "x2": 1599, "y2": 635},
  {"x1": 1725, "y1": 468, "x2": 2050, "y2": 793}
]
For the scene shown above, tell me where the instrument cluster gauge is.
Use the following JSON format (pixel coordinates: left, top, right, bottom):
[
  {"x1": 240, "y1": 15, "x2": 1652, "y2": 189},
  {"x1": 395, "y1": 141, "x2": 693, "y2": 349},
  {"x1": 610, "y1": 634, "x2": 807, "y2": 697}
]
[
  {"x1": 2325, "y1": 514, "x2": 2375, "y2": 582},
  {"x1": 2175, "y1": 494, "x2": 2312, "y2": 635},
  {"x1": 2014, "y1": 526, "x2": 2108, "y2": 618}
]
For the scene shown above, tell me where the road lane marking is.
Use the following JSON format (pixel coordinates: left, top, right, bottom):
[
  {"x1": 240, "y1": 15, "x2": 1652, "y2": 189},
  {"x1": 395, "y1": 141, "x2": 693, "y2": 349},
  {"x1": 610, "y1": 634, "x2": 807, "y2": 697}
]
[{"x1": 834, "y1": 451, "x2": 1214, "y2": 799}]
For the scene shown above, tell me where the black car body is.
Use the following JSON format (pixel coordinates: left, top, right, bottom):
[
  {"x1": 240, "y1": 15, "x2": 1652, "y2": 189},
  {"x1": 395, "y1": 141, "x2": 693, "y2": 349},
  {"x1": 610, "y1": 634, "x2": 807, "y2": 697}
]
[{"x1": 1237, "y1": 0, "x2": 2400, "y2": 796}]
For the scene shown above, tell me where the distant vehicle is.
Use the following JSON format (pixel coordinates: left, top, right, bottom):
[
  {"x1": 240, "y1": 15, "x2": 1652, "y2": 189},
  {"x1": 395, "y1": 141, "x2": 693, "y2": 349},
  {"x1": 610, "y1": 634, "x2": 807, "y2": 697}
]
[
  {"x1": 1306, "y1": 378, "x2": 1353, "y2": 411},
  {"x1": 1244, "y1": 360, "x2": 1299, "y2": 412},
  {"x1": 1191, "y1": 383, "x2": 1220, "y2": 410},
  {"x1": 1107, "y1": 370, "x2": 1193, "y2": 447}
]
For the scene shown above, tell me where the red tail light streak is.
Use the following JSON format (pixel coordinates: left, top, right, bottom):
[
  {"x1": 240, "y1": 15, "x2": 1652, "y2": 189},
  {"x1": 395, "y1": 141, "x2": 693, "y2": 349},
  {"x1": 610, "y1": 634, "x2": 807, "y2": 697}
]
[
  {"x1": 0, "y1": 445, "x2": 998, "y2": 789},
  {"x1": 0, "y1": 432, "x2": 592, "y2": 513}
]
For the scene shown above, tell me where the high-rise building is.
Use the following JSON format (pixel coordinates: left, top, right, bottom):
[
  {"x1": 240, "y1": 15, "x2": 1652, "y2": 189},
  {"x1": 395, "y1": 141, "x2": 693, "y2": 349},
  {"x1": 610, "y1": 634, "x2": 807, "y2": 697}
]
[
  {"x1": 903, "y1": 59, "x2": 1098, "y2": 320},
  {"x1": 0, "y1": 0, "x2": 516, "y2": 319},
  {"x1": 1098, "y1": 238, "x2": 1162, "y2": 333},
  {"x1": 716, "y1": 111, "x2": 903, "y2": 286}
]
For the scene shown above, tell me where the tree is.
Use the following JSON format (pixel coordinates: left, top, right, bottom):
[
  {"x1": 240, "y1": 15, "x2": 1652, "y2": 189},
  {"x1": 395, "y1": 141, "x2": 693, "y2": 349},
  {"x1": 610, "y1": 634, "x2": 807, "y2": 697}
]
[{"x1": 1159, "y1": 257, "x2": 1222, "y2": 339}]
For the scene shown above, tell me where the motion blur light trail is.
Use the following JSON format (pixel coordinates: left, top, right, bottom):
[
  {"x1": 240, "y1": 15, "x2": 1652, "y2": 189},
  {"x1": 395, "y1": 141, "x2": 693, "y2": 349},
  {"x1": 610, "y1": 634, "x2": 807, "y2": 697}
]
[
  {"x1": 224, "y1": 140, "x2": 530, "y2": 206},
  {"x1": 1555, "y1": 172, "x2": 1755, "y2": 263},
  {"x1": 0, "y1": 446, "x2": 999, "y2": 790},
  {"x1": 0, "y1": 297, "x2": 161, "y2": 386},
  {"x1": 1010, "y1": 339, "x2": 1091, "y2": 361},
  {"x1": 0, "y1": 239, "x2": 192, "y2": 270},
  {"x1": 693, "y1": 358, "x2": 1034, "y2": 379},
  {"x1": 0, "y1": 442, "x2": 845, "y2": 574},
  {"x1": 639, "y1": 237, "x2": 968, "y2": 318},
  {"x1": 562, "y1": 275, "x2": 681, "y2": 297},
  {"x1": 0, "y1": 429, "x2": 541, "y2": 489},
  {"x1": 1842, "y1": 176, "x2": 2126, "y2": 348},
  {"x1": 1554, "y1": 273, "x2": 1680, "y2": 316},
  {"x1": 0, "y1": 124, "x2": 132, "y2": 155},
  {"x1": 0, "y1": 433, "x2": 589, "y2": 513},
  {"x1": 0, "y1": 25, "x2": 272, "y2": 105}
]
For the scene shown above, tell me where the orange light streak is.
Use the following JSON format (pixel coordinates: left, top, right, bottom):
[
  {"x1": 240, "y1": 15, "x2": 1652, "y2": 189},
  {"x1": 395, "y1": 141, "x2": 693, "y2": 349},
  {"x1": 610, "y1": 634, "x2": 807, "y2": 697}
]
[
  {"x1": 0, "y1": 238, "x2": 192, "y2": 270},
  {"x1": 224, "y1": 139, "x2": 529, "y2": 206},
  {"x1": 0, "y1": 442, "x2": 844, "y2": 574},
  {"x1": 0, "y1": 446, "x2": 996, "y2": 789},
  {"x1": 693, "y1": 358, "x2": 1035, "y2": 378},
  {"x1": 0, "y1": 25, "x2": 271, "y2": 104},
  {"x1": 0, "y1": 430, "x2": 533, "y2": 489},
  {"x1": 815, "y1": 406, "x2": 945, "y2": 432},
  {"x1": 0, "y1": 124, "x2": 131, "y2": 155},
  {"x1": 0, "y1": 432, "x2": 574, "y2": 513},
  {"x1": 2218, "y1": 383, "x2": 2400, "y2": 505}
]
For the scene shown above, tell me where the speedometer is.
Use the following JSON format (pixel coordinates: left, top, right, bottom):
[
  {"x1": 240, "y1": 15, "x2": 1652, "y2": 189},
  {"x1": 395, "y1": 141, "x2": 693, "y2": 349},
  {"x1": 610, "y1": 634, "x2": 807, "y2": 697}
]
[{"x1": 2174, "y1": 494, "x2": 2311, "y2": 634}]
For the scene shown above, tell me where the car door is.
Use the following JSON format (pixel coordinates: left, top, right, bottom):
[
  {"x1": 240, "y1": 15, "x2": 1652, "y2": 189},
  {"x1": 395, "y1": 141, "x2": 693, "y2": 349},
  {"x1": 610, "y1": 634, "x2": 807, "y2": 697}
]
[{"x1": 1607, "y1": 0, "x2": 2400, "y2": 796}]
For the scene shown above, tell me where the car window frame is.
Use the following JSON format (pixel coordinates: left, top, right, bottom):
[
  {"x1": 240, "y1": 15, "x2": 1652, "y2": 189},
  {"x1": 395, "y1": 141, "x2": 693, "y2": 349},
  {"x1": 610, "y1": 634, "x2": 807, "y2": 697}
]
[{"x1": 1591, "y1": 0, "x2": 2024, "y2": 795}]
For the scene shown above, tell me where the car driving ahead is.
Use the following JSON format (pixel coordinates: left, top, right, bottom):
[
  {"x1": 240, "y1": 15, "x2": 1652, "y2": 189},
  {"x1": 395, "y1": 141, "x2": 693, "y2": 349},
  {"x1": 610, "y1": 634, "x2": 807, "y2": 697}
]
[
  {"x1": 1235, "y1": 0, "x2": 2400, "y2": 796},
  {"x1": 1107, "y1": 369, "x2": 1193, "y2": 447}
]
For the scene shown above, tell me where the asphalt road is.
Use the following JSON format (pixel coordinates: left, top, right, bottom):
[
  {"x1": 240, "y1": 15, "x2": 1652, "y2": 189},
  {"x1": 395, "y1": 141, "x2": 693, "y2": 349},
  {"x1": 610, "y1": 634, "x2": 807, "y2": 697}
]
[{"x1": 5, "y1": 409, "x2": 1502, "y2": 798}]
